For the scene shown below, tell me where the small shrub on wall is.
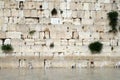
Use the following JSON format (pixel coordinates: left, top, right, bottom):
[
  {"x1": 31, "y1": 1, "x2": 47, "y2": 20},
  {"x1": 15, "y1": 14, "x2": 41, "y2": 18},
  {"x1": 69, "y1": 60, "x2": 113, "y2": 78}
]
[
  {"x1": 29, "y1": 30, "x2": 36, "y2": 35},
  {"x1": 88, "y1": 41, "x2": 103, "y2": 54},
  {"x1": 1, "y1": 44, "x2": 13, "y2": 53},
  {"x1": 107, "y1": 11, "x2": 118, "y2": 33}
]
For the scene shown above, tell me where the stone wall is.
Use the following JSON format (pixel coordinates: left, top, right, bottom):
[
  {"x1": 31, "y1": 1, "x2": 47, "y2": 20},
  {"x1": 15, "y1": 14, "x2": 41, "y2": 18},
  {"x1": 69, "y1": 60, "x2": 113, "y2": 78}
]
[{"x1": 0, "y1": 0, "x2": 120, "y2": 68}]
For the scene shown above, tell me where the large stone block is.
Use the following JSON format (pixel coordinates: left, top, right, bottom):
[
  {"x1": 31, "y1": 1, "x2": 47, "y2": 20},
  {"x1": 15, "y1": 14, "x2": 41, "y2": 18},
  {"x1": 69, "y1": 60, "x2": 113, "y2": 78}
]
[
  {"x1": 3, "y1": 9, "x2": 11, "y2": 16},
  {"x1": 6, "y1": 32, "x2": 22, "y2": 39},
  {"x1": 11, "y1": 39, "x2": 24, "y2": 45},
  {"x1": 0, "y1": 31, "x2": 6, "y2": 39},
  {"x1": 62, "y1": 10, "x2": 72, "y2": 18},
  {"x1": 83, "y1": 3, "x2": 89, "y2": 10},
  {"x1": 0, "y1": 1, "x2": 4, "y2": 8},
  {"x1": 0, "y1": 9, "x2": 3, "y2": 17},
  {"x1": 82, "y1": 19, "x2": 94, "y2": 25},
  {"x1": 25, "y1": 39, "x2": 34, "y2": 45}
]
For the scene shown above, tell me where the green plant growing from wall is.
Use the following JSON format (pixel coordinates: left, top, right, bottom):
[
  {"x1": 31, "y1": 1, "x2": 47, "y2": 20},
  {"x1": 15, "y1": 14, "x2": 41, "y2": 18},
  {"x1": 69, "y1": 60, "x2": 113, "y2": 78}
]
[
  {"x1": 88, "y1": 41, "x2": 103, "y2": 54},
  {"x1": 1, "y1": 44, "x2": 13, "y2": 53},
  {"x1": 29, "y1": 30, "x2": 36, "y2": 35},
  {"x1": 51, "y1": 8, "x2": 57, "y2": 16},
  {"x1": 107, "y1": 11, "x2": 118, "y2": 33}
]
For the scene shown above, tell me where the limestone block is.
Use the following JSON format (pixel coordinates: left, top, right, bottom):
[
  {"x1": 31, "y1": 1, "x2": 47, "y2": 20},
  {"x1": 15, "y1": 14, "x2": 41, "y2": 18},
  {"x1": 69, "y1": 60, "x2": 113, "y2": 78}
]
[
  {"x1": 0, "y1": 9, "x2": 3, "y2": 17},
  {"x1": 39, "y1": 32, "x2": 44, "y2": 39},
  {"x1": 8, "y1": 24, "x2": 17, "y2": 31},
  {"x1": 70, "y1": 3, "x2": 77, "y2": 10},
  {"x1": 56, "y1": 31, "x2": 66, "y2": 39},
  {"x1": 53, "y1": 39, "x2": 61, "y2": 46},
  {"x1": 40, "y1": 18, "x2": 50, "y2": 24},
  {"x1": 77, "y1": 3, "x2": 83, "y2": 10},
  {"x1": 62, "y1": 10, "x2": 72, "y2": 18},
  {"x1": 32, "y1": 45, "x2": 42, "y2": 52},
  {"x1": 71, "y1": 11, "x2": 77, "y2": 18},
  {"x1": 48, "y1": 2, "x2": 54, "y2": 10},
  {"x1": 16, "y1": 24, "x2": 29, "y2": 32},
  {"x1": 73, "y1": 19, "x2": 81, "y2": 25},
  {"x1": 9, "y1": 17, "x2": 13, "y2": 23},
  {"x1": 76, "y1": 40, "x2": 82, "y2": 46},
  {"x1": 11, "y1": 39, "x2": 24, "y2": 45},
  {"x1": 66, "y1": 2, "x2": 70, "y2": 9},
  {"x1": 53, "y1": 46, "x2": 66, "y2": 52},
  {"x1": 24, "y1": 52, "x2": 35, "y2": 56},
  {"x1": 0, "y1": 1, "x2": 4, "y2": 8},
  {"x1": 3, "y1": 9, "x2": 11, "y2": 16},
  {"x1": 45, "y1": 39, "x2": 53, "y2": 47},
  {"x1": 35, "y1": 39, "x2": 45, "y2": 45},
  {"x1": 79, "y1": 46, "x2": 89, "y2": 53},
  {"x1": 50, "y1": 31, "x2": 57, "y2": 39},
  {"x1": 20, "y1": 46, "x2": 32, "y2": 52},
  {"x1": 51, "y1": 18, "x2": 62, "y2": 24},
  {"x1": 72, "y1": 31, "x2": 79, "y2": 39},
  {"x1": 4, "y1": 17, "x2": 8, "y2": 23},
  {"x1": 28, "y1": 2, "x2": 36, "y2": 9},
  {"x1": 25, "y1": 39, "x2": 34, "y2": 45},
  {"x1": 104, "y1": 4, "x2": 112, "y2": 10},
  {"x1": 0, "y1": 31, "x2": 6, "y2": 38},
  {"x1": 89, "y1": 3, "x2": 95, "y2": 10},
  {"x1": 65, "y1": 32, "x2": 72, "y2": 39},
  {"x1": 35, "y1": 25, "x2": 42, "y2": 31},
  {"x1": 12, "y1": 45, "x2": 20, "y2": 52},
  {"x1": 30, "y1": 10, "x2": 37, "y2": 17},
  {"x1": 43, "y1": 2, "x2": 49, "y2": 9},
  {"x1": 6, "y1": 32, "x2": 22, "y2": 39},
  {"x1": 102, "y1": 46, "x2": 111, "y2": 53},
  {"x1": 25, "y1": 18, "x2": 38, "y2": 24},
  {"x1": 95, "y1": 3, "x2": 101, "y2": 10},
  {"x1": 1, "y1": 24, "x2": 8, "y2": 32},
  {"x1": 0, "y1": 17, "x2": 4, "y2": 29},
  {"x1": 13, "y1": 17, "x2": 18, "y2": 24},
  {"x1": 83, "y1": 3, "x2": 89, "y2": 10},
  {"x1": 61, "y1": 39, "x2": 67, "y2": 46},
  {"x1": 43, "y1": 10, "x2": 50, "y2": 18},
  {"x1": 9, "y1": 1, "x2": 18, "y2": 9},
  {"x1": 60, "y1": 2, "x2": 67, "y2": 10},
  {"x1": 91, "y1": 32, "x2": 99, "y2": 39},
  {"x1": 84, "y1": 11, "x2": 91, "y2": 19},
  {"x1": 79, "y1": 32, "x2": 90, "y2": 39},
  {"x1": 24, "y1": 10, "x2": 31, "y2": 17},
  {"x1": 4, "y1": 39, "x2": 11, "y2": 45},
  {"x1": 95, "y1": 19, "x2": 107, "y2": 26},
  {"x1": 82, "y1": 19, "x2": 94, "y2": 25},
  {"x1": 104, "y1": 0, "x2": 110, "y2": 3},
  {"x1": 69, "y1": 39, "x2": 75, "y2": 46},
  {"x1": 77, "y1": 11, "x2": 85, "y2": 18}
]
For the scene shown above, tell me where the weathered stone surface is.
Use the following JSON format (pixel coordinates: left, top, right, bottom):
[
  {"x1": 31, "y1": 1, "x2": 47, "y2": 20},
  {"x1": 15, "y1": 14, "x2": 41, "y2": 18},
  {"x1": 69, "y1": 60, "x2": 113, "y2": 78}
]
[{"x1": 6, "y1": 32, "x2": 22, "y2": 39}]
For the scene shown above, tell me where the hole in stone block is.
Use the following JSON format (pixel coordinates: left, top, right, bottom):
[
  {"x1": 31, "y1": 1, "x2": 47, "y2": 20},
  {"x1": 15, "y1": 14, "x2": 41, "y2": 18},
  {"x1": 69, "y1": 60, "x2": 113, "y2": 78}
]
[
  {"x1": 51, "y1": 8, "x2": 57, "y2": 16},
  {"x1": 79, "y1": 17, "x2": 82, "y2": 21},
  {"x1": 19, "y1": 1, "x2": 24, "y2": 10},
  {"x1": 113, "y1": 0, "x2": 115, "y2": 3},
  {"x1": 40, "y1": 5, "x2": 42, "y2": 8},
  {"x1": 89, "y1": 16, "x2": 92, "y2": 19},
  {"x1": 60, "y1": 10, "x2": 63, "y2": 14}
]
